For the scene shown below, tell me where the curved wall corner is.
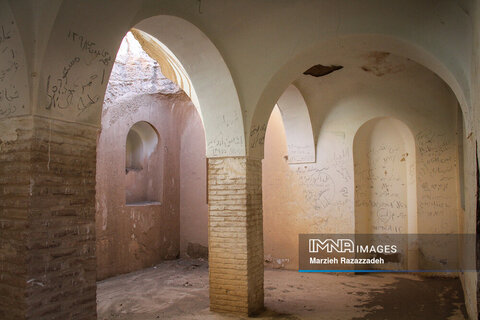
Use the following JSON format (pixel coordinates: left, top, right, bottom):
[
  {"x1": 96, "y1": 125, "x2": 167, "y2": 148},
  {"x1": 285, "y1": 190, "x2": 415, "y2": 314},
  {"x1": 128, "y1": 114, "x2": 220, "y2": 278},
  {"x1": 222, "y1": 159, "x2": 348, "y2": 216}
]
[{"x1": 276, "y1": 85, "x2": 315, "y2": 164}]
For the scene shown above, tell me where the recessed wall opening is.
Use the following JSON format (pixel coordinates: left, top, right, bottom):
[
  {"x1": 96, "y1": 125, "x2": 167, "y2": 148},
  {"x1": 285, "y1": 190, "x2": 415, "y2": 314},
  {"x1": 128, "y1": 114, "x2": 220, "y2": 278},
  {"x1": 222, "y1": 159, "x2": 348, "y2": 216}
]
[
  {"x1": 353, "y1": 117, "x2": 417, "y2": 270},
  {"x1": 125, "y1": 121, "x2": 161, "y2": 204},
  {"x1": 126, "y1": 128, "x2": 144, "y2": 172}
]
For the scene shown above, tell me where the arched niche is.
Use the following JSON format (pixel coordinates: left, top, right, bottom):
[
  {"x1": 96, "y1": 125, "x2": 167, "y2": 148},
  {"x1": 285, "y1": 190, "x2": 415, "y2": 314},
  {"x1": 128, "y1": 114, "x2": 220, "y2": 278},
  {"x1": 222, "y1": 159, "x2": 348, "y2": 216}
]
[
  {"x1": 276, "y1": 85, "x2": 315, "y2": 163},
  {"x1": 126, "y1": 129, "x2": 144, "y2": 171},
  {"x1": 125, "y1": 121, "x2": 162, "y2": 205},
  {"x1": 353, "y1": 117, "x2": 417, "y2": 269}
]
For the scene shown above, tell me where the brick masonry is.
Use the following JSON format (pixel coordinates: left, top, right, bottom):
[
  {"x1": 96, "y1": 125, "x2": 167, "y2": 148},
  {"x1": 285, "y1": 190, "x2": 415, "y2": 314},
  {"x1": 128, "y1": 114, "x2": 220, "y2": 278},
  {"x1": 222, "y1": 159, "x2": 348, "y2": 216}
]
[
  {"x1": 208, "y1": 157, "x2": 264, "y2": 315},
  {"x1": 0, "y1": 115, "x2": 98, "y2": 319},
  {"x1": 0, "y1": 116, "x2": 32, "y2": 320}
]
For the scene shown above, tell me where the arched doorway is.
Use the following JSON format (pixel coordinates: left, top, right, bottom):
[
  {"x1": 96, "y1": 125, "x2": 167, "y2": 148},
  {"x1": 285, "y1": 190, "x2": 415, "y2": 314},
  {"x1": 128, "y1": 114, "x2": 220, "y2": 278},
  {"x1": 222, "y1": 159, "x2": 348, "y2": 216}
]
[{"x1": 95, "y1": 30, "x2": 209, "y2": 318}]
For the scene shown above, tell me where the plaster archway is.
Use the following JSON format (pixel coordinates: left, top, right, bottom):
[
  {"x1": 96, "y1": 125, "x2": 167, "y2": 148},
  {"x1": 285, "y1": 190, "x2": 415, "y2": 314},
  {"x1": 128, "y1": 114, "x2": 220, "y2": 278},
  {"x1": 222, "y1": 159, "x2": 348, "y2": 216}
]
[
  {"x1": 249, "y1": 34, "x2": 471, "y2": 160},
  {"x1": 37, "y1": 13, "x2": 244, "y2": 158},
  {"x1": 134, "y1": 16, "x2": 245, "y2": 157}
]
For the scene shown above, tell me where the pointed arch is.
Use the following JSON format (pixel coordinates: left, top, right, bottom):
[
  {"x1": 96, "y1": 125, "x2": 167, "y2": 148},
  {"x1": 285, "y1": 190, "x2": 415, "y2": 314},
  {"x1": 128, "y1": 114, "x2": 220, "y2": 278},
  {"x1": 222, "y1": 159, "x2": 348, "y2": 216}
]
[
  {"x1": 276, "y1": 85, "x2": 315, "y2": 163},
  {"x1": 133, "y1": 15, "x2": 245, "y2": 157}
]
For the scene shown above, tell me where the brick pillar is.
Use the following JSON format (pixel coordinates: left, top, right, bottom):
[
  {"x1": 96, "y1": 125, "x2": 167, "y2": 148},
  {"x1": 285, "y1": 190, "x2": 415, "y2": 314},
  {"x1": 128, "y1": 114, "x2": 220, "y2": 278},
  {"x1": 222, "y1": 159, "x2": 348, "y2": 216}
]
[
  {"x1": 0, "y1": 117, "x2": 32, "y2": 320},
  {"x1": 0, "y1": 116, "x2": 97, "y2": 319},
  {"x1": 208, "y1": 157, "x2": 264, "y2": 315}
]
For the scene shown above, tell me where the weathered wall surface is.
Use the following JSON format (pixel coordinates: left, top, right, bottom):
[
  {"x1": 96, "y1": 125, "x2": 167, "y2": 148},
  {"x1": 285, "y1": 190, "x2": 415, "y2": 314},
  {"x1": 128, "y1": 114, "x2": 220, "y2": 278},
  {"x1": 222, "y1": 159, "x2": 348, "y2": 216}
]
[
  {"x1": 354, "y1": 118, "x2": 412, "y2": 236},
  {"x1": 463, "y1": 1, "x2": 480, "y2": 318},
  {"x1": 263, "y1": 53, "x2": 462, "y2": 270},
  {"x1": 27, "y1": 117, "x2": 98, "y2": 319},
  {"x1": 1, "y1": 115, "x2": 98, "y2": 319},
  {"x1": 96, "y1": 92, "x2": 184, "y2": 280},
  {"x1": 180, "y1": 107, "x2": 208, "y2": 258},
  {"x1": 95, "y1": 33, "x2": 206, "y2": 280},
  {"x1": 0, "y1": 4, "x2": 29, "y2": 119},
  {"x1": 0, "y1": 117, "x2": 31, "y2": 319},
  {"x1": 354, "y1": 118, "x2": 416, "y2": 269}
]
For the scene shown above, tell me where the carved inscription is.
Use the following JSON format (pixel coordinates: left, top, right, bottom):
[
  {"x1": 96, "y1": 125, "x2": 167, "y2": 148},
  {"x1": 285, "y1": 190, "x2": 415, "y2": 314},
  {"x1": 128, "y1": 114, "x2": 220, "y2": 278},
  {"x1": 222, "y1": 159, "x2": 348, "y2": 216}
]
[
  {"x1": 297, "y1": 168, "x2": 335, "y2": 210},
  {"x1": 416, "y1": 129, "x2": 454, "y2": 219},
  {"x1": 207, "y1": 135, "x2": 244, "y2": 156},
  {"x1": 0, "y1": 21, "x2": 23, "y2": 117},
  {"x1": 45, "y1": 31, "x2": 112, "y2": 116},
  {"x1": 249, "y1": 123, "x2": 267, "y2": 149},
  {"x1": 355, "y1": 143, "x2": 408, "y2": 233}
]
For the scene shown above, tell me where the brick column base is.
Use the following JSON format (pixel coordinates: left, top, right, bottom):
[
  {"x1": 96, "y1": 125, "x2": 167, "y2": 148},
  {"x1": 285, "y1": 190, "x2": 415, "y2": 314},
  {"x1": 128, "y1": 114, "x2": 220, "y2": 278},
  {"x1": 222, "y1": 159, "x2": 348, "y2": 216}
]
[
  {"x1": 208, "y1": 157, "x2": 264, "y2": 315},
  {"x1": 0, "y1": 116, "x2": 97, "y2": 319}
]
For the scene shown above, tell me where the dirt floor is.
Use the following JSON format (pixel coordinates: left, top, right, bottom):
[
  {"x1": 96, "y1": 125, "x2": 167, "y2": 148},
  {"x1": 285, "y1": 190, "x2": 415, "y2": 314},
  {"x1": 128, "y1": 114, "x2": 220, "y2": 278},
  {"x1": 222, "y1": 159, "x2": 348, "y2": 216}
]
[{"x1": 97, "y1": 258, "x2": 467, "y2": 320}]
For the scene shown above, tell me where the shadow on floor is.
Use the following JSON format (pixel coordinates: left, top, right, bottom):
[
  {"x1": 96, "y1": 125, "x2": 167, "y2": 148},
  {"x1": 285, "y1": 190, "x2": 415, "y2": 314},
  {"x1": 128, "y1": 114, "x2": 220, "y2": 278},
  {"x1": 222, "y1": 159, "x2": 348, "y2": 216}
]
[{"x1": 350, "y1": 275, "x2": 467, "y2": 320}]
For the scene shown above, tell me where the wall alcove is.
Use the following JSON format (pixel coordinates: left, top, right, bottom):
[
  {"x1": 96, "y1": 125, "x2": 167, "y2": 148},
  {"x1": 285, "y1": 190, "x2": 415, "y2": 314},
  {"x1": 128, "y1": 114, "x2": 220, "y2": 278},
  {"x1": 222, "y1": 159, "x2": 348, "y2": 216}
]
[
  {"x1": 354, "y1": 117, "x2": 417, "y2": 270},
  {"x1": 125, "y1": 121, "x2": 162, "y2": 205}
]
